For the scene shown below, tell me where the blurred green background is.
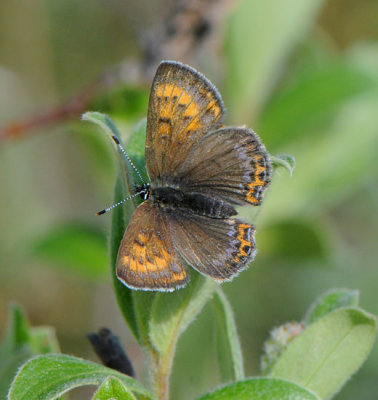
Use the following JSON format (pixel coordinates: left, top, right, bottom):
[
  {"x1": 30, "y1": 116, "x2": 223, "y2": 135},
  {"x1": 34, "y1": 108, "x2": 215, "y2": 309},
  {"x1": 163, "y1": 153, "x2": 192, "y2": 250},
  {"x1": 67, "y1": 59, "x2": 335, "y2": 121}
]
[{"x1": 0, "y1": 0, "x2": 377, "y2": 399}]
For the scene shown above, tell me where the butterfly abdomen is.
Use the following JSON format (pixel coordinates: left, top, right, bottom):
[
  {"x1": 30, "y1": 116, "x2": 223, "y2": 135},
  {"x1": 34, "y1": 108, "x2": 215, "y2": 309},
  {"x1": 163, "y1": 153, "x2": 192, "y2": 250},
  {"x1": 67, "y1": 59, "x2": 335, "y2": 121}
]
[{"x1": 151, "y1": 186, "x2": 236, "y2": 218}]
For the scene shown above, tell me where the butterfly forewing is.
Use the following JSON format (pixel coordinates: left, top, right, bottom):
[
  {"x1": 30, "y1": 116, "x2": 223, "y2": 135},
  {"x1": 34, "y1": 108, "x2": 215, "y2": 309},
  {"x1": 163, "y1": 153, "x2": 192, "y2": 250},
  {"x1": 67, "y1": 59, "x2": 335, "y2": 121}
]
[
  {"x1": 177, "y1": 127, "x2": 271, "y2": 206},
  {"x1": 117, "y1": 201, "x2": 189, "y2": 291},
  {"x1": 145, "y1": 61, "x2": 225, "y2": 181}
]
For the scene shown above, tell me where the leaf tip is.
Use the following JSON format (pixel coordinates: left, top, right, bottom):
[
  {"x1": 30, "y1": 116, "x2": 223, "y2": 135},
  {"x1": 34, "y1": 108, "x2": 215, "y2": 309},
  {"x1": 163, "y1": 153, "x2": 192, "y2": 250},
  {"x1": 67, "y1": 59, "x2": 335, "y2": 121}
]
[{"x1": 271, "y1": 153, "x2": 296, "y2": 176}]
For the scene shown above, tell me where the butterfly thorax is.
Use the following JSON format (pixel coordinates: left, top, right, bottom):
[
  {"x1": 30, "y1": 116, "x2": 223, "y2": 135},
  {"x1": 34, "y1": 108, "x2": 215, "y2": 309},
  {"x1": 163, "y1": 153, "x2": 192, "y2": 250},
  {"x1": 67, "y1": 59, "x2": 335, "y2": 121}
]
[{"x1": 150, "y1": 184, "x2": 237, "y2": 218}]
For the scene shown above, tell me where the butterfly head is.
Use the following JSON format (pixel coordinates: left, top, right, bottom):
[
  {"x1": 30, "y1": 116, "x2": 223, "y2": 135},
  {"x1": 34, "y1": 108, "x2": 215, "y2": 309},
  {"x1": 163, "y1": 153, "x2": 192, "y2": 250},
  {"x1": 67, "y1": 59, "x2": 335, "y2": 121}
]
[{"x1": 135, "y1": 183, "x2": 151, "y2": 200}]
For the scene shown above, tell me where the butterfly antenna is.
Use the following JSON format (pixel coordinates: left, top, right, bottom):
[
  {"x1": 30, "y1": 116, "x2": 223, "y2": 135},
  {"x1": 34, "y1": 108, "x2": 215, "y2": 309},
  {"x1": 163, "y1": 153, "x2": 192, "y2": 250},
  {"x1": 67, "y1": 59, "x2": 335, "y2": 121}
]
[
  {"x1": 96, "y1": 191, "x2": 145, "y2": 216},
  {"x1": 111, "y1": 135, "x2": 145, "y2": 184}
]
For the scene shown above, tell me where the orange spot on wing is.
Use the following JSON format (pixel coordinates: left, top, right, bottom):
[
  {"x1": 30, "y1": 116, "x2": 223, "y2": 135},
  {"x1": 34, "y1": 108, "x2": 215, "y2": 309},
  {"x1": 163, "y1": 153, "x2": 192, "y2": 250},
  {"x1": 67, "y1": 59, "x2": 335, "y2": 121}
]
[
  {"x1": 184, "y1": 101, "x2": 201, "y2": 117},
  {"x1": 163, "y1": 84, "x2": 173, "y2": 97},
  {"x1": 160, "y1": 104, "x2": 172, "y2": 119},
  {"x1": 161, "y1": 247, "x2": 170, "y2": 260},
  {"x1": 146, "y1": 261, "x2": 157, "y2": 271},
  {"x1": 206, "y1": 99, "x2": 220, "y2": 115},
  {"x1": 185, "y1": 118, "x2": 202, "y2": 132},
  {"x1": 248, "y1": 176, "x2": 264, "y2": 188},
  {"x1": 179, "y1": 91, "x2": 193, "y2": 105},
  {"x1": 155, "y1": 85, "x2": 164, "y2": 97},
  {"x1": 130, "y1": 256, "x2": 138, "y2": 272},
  {"x1": 172, "y1": 270, "x2": 187, "y2": 281},
  {"x1": 171, "y1": 86, "x2": 183, "y2": 97},
  {"x1": 137, "y1": 233, "x2": 148, "y2": 245},
  {"x1": 156, "y1": 84, "x2": 169, "y2": 98},
  {"x1": 156, "y1": 83, "x2": 193, "y2": 106},
  {"x1": 245, "y1": 155, "x2": 269, "y2": 203},
  {"x1": 135, "y1": 244, "x2": 146, "y2": 260},
  {"x1": 212, "y1": 104, "x2": 222, "y2": 118},
  {"x1": 158, "y1": 122, "x2": 171, "y2": 136},
  {"x1": 246, "y1": 193, "x2": 259, "y2": 203},
  {"x1": 233, "y1": 224, "x2": 252, "y2": 261},
  {"x1": 121, "y1": 255, "x2": 129, "y2": 266}
]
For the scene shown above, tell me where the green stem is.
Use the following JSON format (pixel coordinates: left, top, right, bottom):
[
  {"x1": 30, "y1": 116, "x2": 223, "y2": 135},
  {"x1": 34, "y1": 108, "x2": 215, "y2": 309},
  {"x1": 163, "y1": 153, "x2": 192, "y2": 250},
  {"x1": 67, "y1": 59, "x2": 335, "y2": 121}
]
[{"x1": 150, "y1": 336, "x2": 178, "y2": 400}]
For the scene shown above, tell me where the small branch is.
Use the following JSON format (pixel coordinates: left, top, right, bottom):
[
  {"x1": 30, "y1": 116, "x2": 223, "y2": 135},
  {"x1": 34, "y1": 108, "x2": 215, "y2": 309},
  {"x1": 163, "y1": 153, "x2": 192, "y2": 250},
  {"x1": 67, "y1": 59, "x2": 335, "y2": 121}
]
[
  {"x1": 0, "y1": 71, "x2": 110, "y2": 141},
  {"x1": 0, "y1": 0, "x2": 237, "y2": 142}
]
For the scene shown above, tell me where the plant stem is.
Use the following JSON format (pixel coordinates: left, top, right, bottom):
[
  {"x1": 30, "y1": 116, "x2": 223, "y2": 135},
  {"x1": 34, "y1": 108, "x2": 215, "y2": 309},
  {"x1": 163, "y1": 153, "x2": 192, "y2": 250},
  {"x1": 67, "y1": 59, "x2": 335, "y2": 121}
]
[{"x1": 150, "y1": 338, "x2": 177, "y2": 400}]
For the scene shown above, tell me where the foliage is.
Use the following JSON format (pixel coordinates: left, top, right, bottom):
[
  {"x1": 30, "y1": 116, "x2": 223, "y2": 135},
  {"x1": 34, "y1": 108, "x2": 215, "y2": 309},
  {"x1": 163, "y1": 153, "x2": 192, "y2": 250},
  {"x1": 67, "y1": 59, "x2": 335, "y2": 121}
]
[
  {"x1": 6, "y1": 279, "x2": 376, "y2": 399},
  {"x1": 6, "y1": 114, "x2": 377, "y2": 399},
  {"x1": 0, "y1": 305, "x2": 59, "y2": 400},
  {"x1": 1, "y1": 0, "x2": 377, "y2": 399}
]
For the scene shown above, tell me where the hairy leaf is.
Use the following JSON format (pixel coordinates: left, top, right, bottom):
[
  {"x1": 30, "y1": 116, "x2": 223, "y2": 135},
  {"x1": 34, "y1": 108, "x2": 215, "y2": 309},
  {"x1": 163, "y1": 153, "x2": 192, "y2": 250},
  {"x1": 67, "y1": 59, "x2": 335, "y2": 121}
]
[
  {"x1": 271, "y1": 308, "x2": 377, "y2": 399},
  {"x1": 198, "y1": 377, "x2": 320, "y2": 400},
  {"x1": 8, "y1": 354, "x2": 154, "y2": 400}
]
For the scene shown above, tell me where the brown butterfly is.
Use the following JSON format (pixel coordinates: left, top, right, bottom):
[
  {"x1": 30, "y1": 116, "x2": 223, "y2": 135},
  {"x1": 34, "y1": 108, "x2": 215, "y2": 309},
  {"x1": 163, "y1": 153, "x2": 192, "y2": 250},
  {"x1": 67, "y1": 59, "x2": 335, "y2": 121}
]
[{"x1": 116, "y1": 61, "x2": 271, "y2": 291}]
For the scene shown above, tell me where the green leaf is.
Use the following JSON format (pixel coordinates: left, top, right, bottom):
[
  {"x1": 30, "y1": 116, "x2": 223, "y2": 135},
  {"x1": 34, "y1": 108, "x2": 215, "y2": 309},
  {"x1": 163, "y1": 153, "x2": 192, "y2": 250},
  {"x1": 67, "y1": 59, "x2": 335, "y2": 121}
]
[
  {"x1": 73, "y1": 121, "x2": 116, "y2": 182},
  {"x1": 126, "y1": 118, "x2": 146, "y2": 158},
  {"x1": 85, "y1": 113, "x2": 160, "y2": 350},
  {"x1": 83, "y1": 112, "x2": 142, "y2": 342},
  {"x1": 132, "y1": 292, "x2": 156, "y2": 349},
  {"x1": 93, "y1": 377, "x2": 137, "y2": 400},
  {"x1": 8, "y1": 354, "x2": 155, "y2": 400},
  {"x1": 258, "y1": 62, "x2": 376, "y2": 150},
  {"x1": 32, "y1": 224, "x2": 108, "y2": 280},
  {"x1": 305, "y1": 288, "x2": 360, "y2": 325},
  {"x1": 197, "y1": 377, "x2": 320, "y2": 400},
  {"x1": 82, "y1": 112, "x2": 124, "y2": 143},
  {"x1": 149, "y1": 274, "x2": 217, "y2": 355},
  {"x1": 82, "y1": 112, "x2": 138, "y2": 212},
  {"x1": 0, "y1": 305, "x2": 60, "y2": 400},
  {"x1": 271, "y1": 308, "x2": 377, "y2": 399},
  {"x1": 0, "y1": 304, "x2": 30, "y2": 354},
  {"x1": 225, "y1": 0, "x2": 326, "y2": 123},
  {"x1": 110, "y1": 176, "x2": 139, "y2": 341},
  {"x1": 125, "y1": 118, "x2": 148, "y2": 181},
  {"x1": 211, "y1": 288, "x2": 244, "y2": 382},
  {"x1": 82, "y1": 112, "x2": 137, "y2": 197},
  {"x1": 0, "y1": 305, "x2": 32, "y2": 399},
  {"x1": 1, "y1": 348, "x2": 33, "y2": 400},
  {"x1": 271, "y1": 154, "x2": 296, "y2": 176}
]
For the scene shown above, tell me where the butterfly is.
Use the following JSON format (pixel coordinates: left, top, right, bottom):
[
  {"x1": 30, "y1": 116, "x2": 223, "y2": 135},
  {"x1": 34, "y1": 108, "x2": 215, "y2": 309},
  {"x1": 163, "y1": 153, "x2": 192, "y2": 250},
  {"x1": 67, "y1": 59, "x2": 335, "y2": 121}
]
[{"x1": 116, "y1": 61, "x2": 271, "y2": 291}]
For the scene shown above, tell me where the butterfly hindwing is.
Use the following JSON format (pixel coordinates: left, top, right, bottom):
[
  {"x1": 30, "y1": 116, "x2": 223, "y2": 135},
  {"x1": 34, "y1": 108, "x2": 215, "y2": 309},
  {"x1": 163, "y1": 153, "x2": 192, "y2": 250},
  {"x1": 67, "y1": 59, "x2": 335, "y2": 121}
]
[
  {"x1": 169, "y1": 209, "x2": 256, "y2": 281},
  {"x1": 116, "y1": 201, "x2": 189, "y2": 291},
  {"x1": 145, "y1": 61, "x2": 225, "y2": 181},
  {"x1": 177, "y1": 127, "x2": 271, "y2": 206}
]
